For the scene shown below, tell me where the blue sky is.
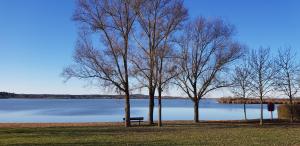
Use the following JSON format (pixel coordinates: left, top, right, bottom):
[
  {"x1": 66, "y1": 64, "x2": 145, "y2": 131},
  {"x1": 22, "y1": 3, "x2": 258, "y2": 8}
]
[{"x1": 0, "y1": 0, "x2": 299, "y2": 96}]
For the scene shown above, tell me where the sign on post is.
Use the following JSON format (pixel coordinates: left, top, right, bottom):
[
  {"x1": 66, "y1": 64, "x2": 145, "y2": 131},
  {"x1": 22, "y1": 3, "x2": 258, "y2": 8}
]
[{"x1": 268, "y1": 102, "x2": 275, "y2": 121}]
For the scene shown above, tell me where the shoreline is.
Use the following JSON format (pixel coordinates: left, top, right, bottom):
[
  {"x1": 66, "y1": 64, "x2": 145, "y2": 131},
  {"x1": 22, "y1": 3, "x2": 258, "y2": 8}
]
[
  {"x1": 0, "y1": 92, "x2": 188, "y2": 99},
  {"x1": 218, "y1": 97, "x2": 300, "y2": 104},
  {"x1": 0, "y1": 119, "x2": 299, "y2": 128}
]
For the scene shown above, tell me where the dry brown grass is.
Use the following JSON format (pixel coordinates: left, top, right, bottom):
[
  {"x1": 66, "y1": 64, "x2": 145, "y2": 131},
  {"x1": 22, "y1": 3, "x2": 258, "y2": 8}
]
[{"x1": 0, "y1": 119, "x2": 299, "y2": 128}]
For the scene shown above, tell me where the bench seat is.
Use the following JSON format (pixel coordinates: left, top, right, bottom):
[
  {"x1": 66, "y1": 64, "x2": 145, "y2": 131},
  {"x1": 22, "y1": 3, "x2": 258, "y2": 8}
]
[{"x1": 123, "y1": 117, "x2": 144, "y2": 125}]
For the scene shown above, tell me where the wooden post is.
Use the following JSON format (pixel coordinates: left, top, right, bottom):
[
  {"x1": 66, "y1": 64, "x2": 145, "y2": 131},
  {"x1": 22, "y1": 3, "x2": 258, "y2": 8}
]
[{"x1": 271, "y1": 111, "x2": 273, "y2": 121}]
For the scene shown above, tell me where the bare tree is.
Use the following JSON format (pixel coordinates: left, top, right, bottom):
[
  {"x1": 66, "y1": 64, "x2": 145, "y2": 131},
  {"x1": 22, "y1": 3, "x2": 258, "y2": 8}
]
[
  {"x1": 156, "y1": 43, "x2": 180, "y2": 127},
  {"x1": 131, "y1": 0, "x2": 187, "y2": 124},
  {"x1": 231, "y1": 60, "x2": 251, "y2": 121},
  {"x1": 175, "y1": 17, "x2": 244, "y2": 123},
  {"x1": 63, "y1": 0, "x2": 137, "y2": 127},
  {"x1": 248, "y1": 47, "x2": 277, "y2": 126},
  {"x1": 275, "y1": 47, "x2": 300, "y2": 122}
]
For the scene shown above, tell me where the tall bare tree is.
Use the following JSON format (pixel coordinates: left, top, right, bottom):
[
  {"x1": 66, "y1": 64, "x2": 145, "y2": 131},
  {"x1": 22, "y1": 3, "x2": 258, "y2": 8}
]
[
  {"x1": 156, "y1": 43, "x2": 180, "y2": 127},
  {"x1": 231, "y1": 60, "x2": 251, "y2": 121},
  {"x1": 275, "y1": 47, "x2": 300, "y2": 122},
  {"x1": 175, "y1": 17, "x2": 244, "y2": 123},
  {"x1": 63, "y1": 0, "x2": 137, "y2": 127},
  {"x1": 248, "y1": 47, "x2": 277, "y2": 126},
  {"x1": 131, "y1": 0, "x2": 187, "y2": 124}
]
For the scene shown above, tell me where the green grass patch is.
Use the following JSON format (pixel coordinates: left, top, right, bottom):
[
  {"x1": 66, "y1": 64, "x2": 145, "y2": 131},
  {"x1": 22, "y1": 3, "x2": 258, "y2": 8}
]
[{"x1": 0, "y1": 123, "x2": 299, "y2": 146}]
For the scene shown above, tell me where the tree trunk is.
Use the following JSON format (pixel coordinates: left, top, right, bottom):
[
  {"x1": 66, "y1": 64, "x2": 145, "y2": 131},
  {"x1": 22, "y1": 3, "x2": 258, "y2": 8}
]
[
  {"x1": 148, "y1": 91, "x2": 155, "y2": 125},
  {"x1": 124, "y1": 36, "x2": 130, "y2": 127},
  {"x1": 194, "y1": 100, "x2": 199, "y2": 123},
  {"x1": 260, "y1": 99, "x2": 263, "y2": 126},
  {"x1": 290, "y1": 98, "x2": 294, "y2": 123},
  {"x1": 158, "y1": 88, "x2": 162, "y2": 127},
  {"x1": 124, "y1": 91, "x2": 131, "y2": 127},
  {"x1": 243, "y1": 103, "x2": 247, "y2": 121}
]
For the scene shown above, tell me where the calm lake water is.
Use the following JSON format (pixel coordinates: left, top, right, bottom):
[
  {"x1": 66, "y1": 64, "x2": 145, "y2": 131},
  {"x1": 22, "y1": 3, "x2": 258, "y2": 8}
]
[{"x1": 0, "y1": 99, "x2": 277, "y2": 123}]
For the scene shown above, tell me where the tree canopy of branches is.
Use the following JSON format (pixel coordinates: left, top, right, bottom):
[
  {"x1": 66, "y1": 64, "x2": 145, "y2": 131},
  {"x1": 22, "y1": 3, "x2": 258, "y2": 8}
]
[
  {"x1": 248, "y1": 47, "x2": 277, "y2": 126},
  {"x1": 275, "y1": 47, "x2": 300, "y2": 122},
  {"x1": 231, "y1": 59, "x2": 251, "y2": 120},
  {"x1": 175, "y1": 17, "x2": 244, "y2": 123},
  {"x1": 62, "y1": 0, "x2": 138, "y2": 127},
  {"x1": 131, "y1": 0, "x2": 187, "y2": 124}
]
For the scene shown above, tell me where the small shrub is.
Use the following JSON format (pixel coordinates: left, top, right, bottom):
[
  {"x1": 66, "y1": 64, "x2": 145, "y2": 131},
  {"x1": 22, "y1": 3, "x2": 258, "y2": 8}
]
[{"x1": 277, "y1": 104, "x2": 300, "y2": 120}]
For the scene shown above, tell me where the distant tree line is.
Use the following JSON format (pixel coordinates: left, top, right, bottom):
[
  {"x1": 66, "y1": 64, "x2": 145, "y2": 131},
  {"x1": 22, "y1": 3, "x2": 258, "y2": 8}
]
[
  {"x1": 0, "y1": 92, "x2": 16, "y2": 98},
  {"x1": 63, "y1": 0, "x2": 300, "y2": 127},
  {"x1": 218, "y1": 98, "x2": 300, "y2": 104}
]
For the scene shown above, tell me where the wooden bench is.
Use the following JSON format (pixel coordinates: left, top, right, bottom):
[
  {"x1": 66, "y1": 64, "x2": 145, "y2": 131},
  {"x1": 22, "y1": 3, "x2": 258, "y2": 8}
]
[{"x1": 123, "y1": 117, "x2": 144, "y2": 125}]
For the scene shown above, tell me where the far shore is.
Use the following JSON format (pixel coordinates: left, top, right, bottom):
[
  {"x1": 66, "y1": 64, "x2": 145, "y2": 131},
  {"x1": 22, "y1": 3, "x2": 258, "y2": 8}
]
[
  {"x1": 1, "y1": 92, "x2": 299, "y2": 105},
  {"x1": 0, "y1": 92, "x2": 187, "y2": 99},
  {"x1": 218, "y1": 97, "x2": 300, "y2": 104}
]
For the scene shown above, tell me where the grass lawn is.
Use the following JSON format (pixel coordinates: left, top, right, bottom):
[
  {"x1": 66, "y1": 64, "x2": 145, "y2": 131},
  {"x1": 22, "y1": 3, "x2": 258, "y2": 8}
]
[{"x1": 0, "y1": 121, "x2": 299, "y2": 146}]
